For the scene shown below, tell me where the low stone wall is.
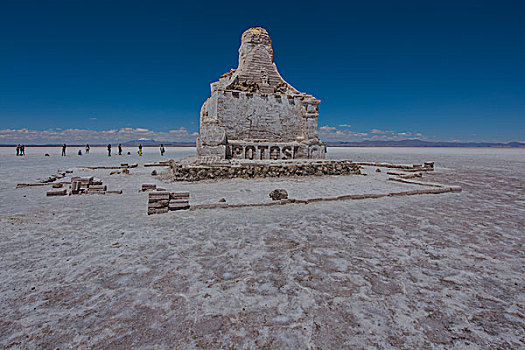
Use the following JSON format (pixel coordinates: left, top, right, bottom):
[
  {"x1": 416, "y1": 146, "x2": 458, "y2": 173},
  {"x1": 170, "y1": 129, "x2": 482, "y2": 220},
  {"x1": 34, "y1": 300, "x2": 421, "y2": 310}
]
[
  {"x1": 170, "y1": 160, "x2": 361, "y2": 182},
  {"x1": 357, "y1": 162, "x2": 434, "y2": 172},
  {"x1": 189, "y1": 186, "x2": 462, "y2": 211}
]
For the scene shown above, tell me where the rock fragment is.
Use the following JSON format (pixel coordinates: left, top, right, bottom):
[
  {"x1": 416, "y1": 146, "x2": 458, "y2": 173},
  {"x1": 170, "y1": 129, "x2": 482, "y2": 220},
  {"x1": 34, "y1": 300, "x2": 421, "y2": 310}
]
[{"x1": 269, "y1": 189, "x2": 288, "y2": 200}]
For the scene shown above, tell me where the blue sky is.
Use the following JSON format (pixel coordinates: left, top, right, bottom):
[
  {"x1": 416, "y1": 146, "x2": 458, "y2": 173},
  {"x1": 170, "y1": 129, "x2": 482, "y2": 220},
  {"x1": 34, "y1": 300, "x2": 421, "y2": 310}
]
[{"x1": 1, "y1": 0, "x2": 524, "y2": 143}]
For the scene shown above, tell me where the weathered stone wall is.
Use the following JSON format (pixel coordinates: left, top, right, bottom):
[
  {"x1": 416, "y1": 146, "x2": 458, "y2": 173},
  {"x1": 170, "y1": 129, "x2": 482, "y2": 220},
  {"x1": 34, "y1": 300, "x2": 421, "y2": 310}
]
[
  {"x1": 197, "y1": 27, "x2": 325, "y2": 160},
  {"x1": 218, "y1": 92, "x2": 304, "y2": 141}
]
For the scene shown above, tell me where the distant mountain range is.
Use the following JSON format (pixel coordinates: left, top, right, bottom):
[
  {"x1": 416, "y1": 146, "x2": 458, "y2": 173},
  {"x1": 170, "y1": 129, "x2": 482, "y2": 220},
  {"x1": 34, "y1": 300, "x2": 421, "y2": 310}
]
[
  {"x1": 1, "y1": 139, "x2": 523, "y2": 148},
  {"x1": 120, "y1": 139, "x2": 525, "y2": 148},
  {"x1": 120, "y1": 139, "x2": 194, "y2": 147},
  {"x1": 326, "y1": 139, "x2": 524, "y2": 148}
]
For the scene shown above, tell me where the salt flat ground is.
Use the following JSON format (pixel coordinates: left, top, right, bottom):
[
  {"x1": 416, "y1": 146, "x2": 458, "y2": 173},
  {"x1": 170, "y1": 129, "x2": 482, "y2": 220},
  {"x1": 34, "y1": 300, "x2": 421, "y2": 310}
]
[{"x1": 0, "y1": 146, "x2": 523, "y2": 349}]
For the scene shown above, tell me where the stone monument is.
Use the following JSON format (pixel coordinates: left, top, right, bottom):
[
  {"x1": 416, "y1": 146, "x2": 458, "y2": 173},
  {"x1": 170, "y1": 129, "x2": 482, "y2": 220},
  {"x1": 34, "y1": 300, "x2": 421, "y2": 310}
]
[{"x1": 197, "y1": 27, "x2": 325, "y2": 160}]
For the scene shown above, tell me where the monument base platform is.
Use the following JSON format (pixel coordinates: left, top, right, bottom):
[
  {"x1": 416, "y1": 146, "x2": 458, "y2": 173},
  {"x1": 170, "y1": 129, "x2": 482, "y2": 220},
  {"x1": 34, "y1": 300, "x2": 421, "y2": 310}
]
[{"x1": 169, "y1": 158, "x2": 361, "y2": 182}]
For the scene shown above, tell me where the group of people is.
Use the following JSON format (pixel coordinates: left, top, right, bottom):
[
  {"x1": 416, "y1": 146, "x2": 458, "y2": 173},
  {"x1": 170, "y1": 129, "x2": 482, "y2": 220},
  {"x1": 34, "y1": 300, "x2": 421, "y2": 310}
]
[
  {"x1": 106, "y1": 144, "x2": 123, "y2": 156},
  {"x1": 56, "y1": 143, "x2": 167, "y2": 156},
  {"x1": 16, "y1": 144, "x2": 26, "y2": 156}
]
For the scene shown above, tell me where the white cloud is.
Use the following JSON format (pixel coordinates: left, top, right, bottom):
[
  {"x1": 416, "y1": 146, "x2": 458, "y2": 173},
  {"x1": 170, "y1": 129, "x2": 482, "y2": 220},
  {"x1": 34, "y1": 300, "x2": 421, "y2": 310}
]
[
  {"x1": 1, "y1": 125, "x2": 428, "y2": 144},
  {"x1": 371, "y1": 129, "x2": 394, "y2": 134},
  {"x1": 0, "y1": 127, "x2": 197, "y2": 144},
  {"x1": 319, "y1": 125, "x2": 425, "y2": 142}
]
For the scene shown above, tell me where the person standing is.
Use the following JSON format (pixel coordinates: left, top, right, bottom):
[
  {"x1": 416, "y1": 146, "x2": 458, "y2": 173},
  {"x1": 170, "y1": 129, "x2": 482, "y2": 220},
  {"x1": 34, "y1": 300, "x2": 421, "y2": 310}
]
[
  {"x1": 118, "y1": 144, "x2": 122, "y2": 155},
  {"x1": 16, "y1": 144, "x2": 20, "y2": 156},
  {"x1": 62, "y1": 144, "x2": 67, "y2": 156},
  {"x1": 160, "y1": 144, "x2": 165, "y2": 156},
  {"x1": 107, "y1": 144, "x2": 112, "y2": 156},
  {"x1": 20, "y1": 145, "x2": 25, "y2": 156},
  {"x1": 85, "y1": 144, "x2": 90, "y2": 154},
  {"x1": 138, "y1": 144, "x2": 143, "y2": 156}
]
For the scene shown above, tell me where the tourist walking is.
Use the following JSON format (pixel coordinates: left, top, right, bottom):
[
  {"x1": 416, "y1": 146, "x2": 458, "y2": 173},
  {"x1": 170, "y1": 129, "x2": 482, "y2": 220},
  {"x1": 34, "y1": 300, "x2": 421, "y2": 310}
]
[
  {"x1": 138, "y1": 144, "x2": 143, "y2": 156},
  {"x1": 107, "y1": 144, "x2": 112, "y2": 156},
  {"x1": 160, "y1": 144, "x2": 165, "y2": 156},
  {"x1": 61, "y1": 144, "x2": 66, "y2": 156},
  {"x1": 118, "y1": 144, "x2": 122, "y2": 155},
  {"x1": 85, "y1": 144, "x2": 90, "y2": 154}
]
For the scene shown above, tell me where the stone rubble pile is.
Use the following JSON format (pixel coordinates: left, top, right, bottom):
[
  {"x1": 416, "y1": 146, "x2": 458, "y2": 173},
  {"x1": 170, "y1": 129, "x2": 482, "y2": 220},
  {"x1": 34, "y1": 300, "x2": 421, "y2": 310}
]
[
  {"x1": 147, "y1": 191, "x2": 190, "y2": 215},
  {"x1": 46, "y1": 176, "x2": 121, "y2": 196}
]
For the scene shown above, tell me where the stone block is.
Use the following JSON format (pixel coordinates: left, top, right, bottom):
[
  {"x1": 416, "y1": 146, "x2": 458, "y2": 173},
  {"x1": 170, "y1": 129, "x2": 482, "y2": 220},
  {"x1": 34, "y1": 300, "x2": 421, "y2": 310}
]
[
  {"x1": 142, "y1": 184, "x2": 157, "y2": 191},
  {"x1": 168, "y1": 202, "x2": 190, "y2": 211},
  {"x1": 148, "y1": 207, "x2": 169, "y2": 215},
  {"x1": 170, "y1": 192, "x2": 190, "y2": 199},
  {"x1": 47, "y1": 189, "x2": 67, "y2": 196},
  {"x1": 148, "y1": 192, "x2": 170, "y2": 201},
  {"x1": 107, "y1": 190, "x2": 123, "y2": 194},
  {"x1": 148, "y1": 200, "x2": 169, "y2": 208}
]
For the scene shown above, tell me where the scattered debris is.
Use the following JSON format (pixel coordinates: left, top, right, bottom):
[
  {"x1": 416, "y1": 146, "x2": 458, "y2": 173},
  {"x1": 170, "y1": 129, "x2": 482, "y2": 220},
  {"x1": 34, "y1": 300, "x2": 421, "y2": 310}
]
[{"x1": 52, "y1": 183, "x2": 63, "y2": 188}]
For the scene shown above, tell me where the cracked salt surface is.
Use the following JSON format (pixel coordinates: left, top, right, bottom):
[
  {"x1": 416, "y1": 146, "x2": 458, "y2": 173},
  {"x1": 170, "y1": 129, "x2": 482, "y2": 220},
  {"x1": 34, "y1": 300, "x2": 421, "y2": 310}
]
[{"x1": 0, "y1": 146, "x2": 524, "y2": 348}]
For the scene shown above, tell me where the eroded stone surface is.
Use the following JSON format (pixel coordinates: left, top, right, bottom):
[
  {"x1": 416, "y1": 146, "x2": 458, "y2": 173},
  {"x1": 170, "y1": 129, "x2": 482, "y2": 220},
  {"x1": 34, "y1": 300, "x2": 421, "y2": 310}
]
[{"x1": 197, "y1": 27, "x2": 325, "y2": 159}]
